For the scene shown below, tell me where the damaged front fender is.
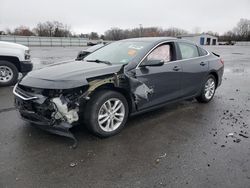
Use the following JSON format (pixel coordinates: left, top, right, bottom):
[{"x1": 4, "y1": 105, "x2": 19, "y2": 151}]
[{"x1": 14, "y1": 63, "x2": 155, "y2": 146}]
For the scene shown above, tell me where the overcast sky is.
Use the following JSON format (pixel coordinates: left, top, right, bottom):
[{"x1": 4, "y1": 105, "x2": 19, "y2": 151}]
[{"x1": 0, "y1": 0, "x2": 250, "y2": 35}]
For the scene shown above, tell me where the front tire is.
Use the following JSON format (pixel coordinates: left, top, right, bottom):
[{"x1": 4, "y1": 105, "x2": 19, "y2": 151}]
[
  {"x1": 0, "y1": 60, "x2": 18, "y2": 86},
  {"x1": 84, "y1": 90, "x2": 129, "y2": 137},
  {"x1": 196, "y1": 75, "x2": 216, "y2": 103}
]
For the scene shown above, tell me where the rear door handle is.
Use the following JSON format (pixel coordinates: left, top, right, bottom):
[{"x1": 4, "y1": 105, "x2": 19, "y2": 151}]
[
  {"x1": 173, "y1": 66, "x2": 181, "y2": 71},
  {"x1": 200, "y1": 62, "x2": 206, "y2": 66}
]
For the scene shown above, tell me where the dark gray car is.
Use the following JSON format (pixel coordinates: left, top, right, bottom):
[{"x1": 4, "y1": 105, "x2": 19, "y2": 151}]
[{"x1": 13, "y1": 37, "x2": 224, "y2": 141}]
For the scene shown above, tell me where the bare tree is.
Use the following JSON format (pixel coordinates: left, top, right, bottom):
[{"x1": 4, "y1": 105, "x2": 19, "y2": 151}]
[
  {"x1": 234, "y1": 18, "x2": 250, "y2": 40},
  {"x1": 89, "y1": 32, "x2": 99, "y2": 40},
  {"x1": 104, "y1": 26, "x2": 188, "y2": 40},
  {"x1": 34, "y1": 21, "x2": 72, "y2": 37},
  {"x1": 13, "y1": 26, "x2": 34, "y2": 36},
  {"x1": 220, "y1": 18, "x2": 250, "y2": 41},
  {"x1": 104, "y1": 28, "x2": 124, "y2": 40},
  {"x1": 34, "y1": 22, "x2": 49, "y2": 36},
  {"x1": 162, "y1": 27, "x2": 188, "y2": 37}
]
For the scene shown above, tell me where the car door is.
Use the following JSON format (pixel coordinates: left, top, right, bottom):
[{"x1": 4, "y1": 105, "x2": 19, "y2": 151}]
[
  {"x1": 134, "y1": 42, "x2": 182, "y2": 110},
  {"x1": 177, "y1": 42, "x2": 209, "y2": 97}
]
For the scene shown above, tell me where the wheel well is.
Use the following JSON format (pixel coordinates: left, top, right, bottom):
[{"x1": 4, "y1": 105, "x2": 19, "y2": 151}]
[
  {"x1": 90, "y1": 83, "x2": 133, "y2": 113},
  {"x1": 209, "y1": 72, "x2": 218, "y2": 88},
  {"x1": 0, "y1": 56, "x2": 21, "y2": 72}
]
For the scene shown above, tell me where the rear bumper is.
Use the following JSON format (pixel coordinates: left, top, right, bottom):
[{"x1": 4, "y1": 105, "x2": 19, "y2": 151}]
[{"x1": 19, "y1": 61, "x2": 33, "y2": 73}]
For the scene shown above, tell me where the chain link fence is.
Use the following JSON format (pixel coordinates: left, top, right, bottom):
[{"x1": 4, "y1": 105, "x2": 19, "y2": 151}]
[{"x1": 0, "y1": 35, "x2": 100, "y2": 47}]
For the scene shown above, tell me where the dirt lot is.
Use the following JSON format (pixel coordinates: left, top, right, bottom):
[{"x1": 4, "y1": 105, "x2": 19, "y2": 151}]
[{"x1": 0, "y1": 45, "x2": 249, "y2": 188}]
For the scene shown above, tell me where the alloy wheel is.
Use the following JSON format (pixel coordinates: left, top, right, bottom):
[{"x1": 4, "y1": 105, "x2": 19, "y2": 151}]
[
  {"x1": 98, "y1": 98, "x2": 125, "y2": 132},
  {"x1": 204, "y1": 78, "x2": 215, "y2": 100}
]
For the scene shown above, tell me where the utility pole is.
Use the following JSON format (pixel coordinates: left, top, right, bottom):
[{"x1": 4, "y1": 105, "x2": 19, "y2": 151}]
[{"x1": 139, "y1": 24, "x2": 143, "y2": 37}]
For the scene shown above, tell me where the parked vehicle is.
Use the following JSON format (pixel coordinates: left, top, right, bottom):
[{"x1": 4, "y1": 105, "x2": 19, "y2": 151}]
[
  {"x1": 87, "y1": 41, "x2": 103, "y2": 46},
  {"x1": 76, "y1": 43, "x2": 106, "y2": 61},
  {"x1": 0, "y1": 41, "x2": 32, "y2": 86},
  {"x1": 13, "y1": 37, "x2": 224, "y2": 139}
]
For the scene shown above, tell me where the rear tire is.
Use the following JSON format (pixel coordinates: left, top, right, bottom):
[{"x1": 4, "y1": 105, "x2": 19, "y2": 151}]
[
  {"x1": 196, "y1": 75, "x2": 216, "y2": 103},
  {"x1": 84, "y1": 90, "x2": 129, "y2": 137},
  {"x1": 0, "y1": 60, "x2": 18, "y2": 86}
]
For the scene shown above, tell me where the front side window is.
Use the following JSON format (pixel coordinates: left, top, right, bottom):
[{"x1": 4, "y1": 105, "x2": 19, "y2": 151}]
[
  {"x1": 147, "y1": 44, "x2": 171, "y2": 62},
  {"x1": 178, "y1": 42, "x2": 199, "y2": 59}
]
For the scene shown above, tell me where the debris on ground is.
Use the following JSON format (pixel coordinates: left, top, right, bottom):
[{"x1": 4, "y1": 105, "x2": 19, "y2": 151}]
[
  {"x1": 155, "y1": 158, "x2": 160, "y2": 164},
  {"x1": 227, "y1": 133, "x2": 234, "y2": 137},
  {"x1": 239, "y1": 133, "x2": 248, "y2": 138},
  {"x1": 69, "y1": 162, "x2": 77, "y2": 167},
  {"x1": 233, "y1": 139, "x2": 241, "y2": 143},
  {"x1": 155, "y1": 153, "x2": 167, "y2": 164},
  {"x1": 159, "y1": 153, "x2": 167, "y2": 158},
  {"x1": 219, "y1": 109, "x2": 249, "y2": 147}
]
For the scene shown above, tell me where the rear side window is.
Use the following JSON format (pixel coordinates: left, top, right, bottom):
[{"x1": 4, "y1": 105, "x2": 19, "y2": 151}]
[
  {"x1": 198, "y1": 46, "x2": 208, "y2": 56},
  {"x1": 178, "y1": 42, "x2": 199, "y2": 59}
]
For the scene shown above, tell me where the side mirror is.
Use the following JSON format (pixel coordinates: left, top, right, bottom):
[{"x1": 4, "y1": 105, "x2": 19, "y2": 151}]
[{"x1": 140, "y1": 59, "x2": 164, "y2": 67}]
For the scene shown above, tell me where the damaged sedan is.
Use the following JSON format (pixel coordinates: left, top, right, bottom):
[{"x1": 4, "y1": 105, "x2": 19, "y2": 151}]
[{"x1": 13, "y1": 37, "x2": 224, "y2": 141}]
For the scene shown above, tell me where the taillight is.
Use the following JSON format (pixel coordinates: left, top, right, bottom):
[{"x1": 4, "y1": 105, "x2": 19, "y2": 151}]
[{"x1": 220, "y1": 59, "x2": 224, "y2": 65}]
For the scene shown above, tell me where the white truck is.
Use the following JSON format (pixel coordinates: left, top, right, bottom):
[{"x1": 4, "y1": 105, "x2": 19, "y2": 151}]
[{"x1": 0, "y1": 41, "x2": 33, "y2": 86}]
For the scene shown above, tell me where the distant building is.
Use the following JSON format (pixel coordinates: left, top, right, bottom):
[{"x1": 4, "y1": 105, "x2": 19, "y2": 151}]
[{"x1": 178, "y1": 34, "x2": 218, "y2": 45}]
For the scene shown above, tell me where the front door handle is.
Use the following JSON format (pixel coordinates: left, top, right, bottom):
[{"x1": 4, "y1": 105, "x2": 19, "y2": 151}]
[
  {"x1": 200, "y1": 62, "x2": 206, "y2": 66},
  {"x1": 173, "y1": 66, "x2": 181, "y2": 71}
]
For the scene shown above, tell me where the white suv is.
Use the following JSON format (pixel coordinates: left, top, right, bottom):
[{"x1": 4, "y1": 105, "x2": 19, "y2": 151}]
[{"x1": 0, "y1": 41, "x2": 33, "y2": 86}]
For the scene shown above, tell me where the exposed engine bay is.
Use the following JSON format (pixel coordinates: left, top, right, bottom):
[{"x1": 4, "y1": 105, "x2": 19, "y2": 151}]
[
  {"x1": 14, "y1": 85, "x2": 89, "y2": 147},
  {"x1": 51, "y1": 95, "x2": 79, "y2": 124}
]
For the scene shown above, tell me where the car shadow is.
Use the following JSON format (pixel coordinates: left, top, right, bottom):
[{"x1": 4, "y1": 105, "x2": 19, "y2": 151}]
[{"x1": 19, "y1": 98, "x2": 202, "y2": 149}]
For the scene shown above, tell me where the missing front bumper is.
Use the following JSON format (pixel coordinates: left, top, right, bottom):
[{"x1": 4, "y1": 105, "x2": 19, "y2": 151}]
[{"x1": 19, "y1": 109, "x2": 78, "y2": 148}]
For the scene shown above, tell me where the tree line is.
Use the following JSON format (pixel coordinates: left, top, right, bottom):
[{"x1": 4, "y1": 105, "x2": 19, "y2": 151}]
[
  {"x1": 1, "y1": 19, "x2": 250, "y2": 42},
  {"x1": 3, "y1": 21, "x2": 71, "y2": 38},
  {"x1": 219, "y1": 18, "x2": 250, "y2": 42}
]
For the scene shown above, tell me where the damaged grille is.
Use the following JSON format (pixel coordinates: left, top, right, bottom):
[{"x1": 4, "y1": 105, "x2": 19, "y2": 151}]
[
  {"x1": 14, "y1": 84, "x2": 87, "y2": 125},
  {"x1": 13, "y1": 84, "x2": 38, "y2": 101},
  {"x1": 17, "y1": 84, "x2": 87, "y2": 99},
  {"x1": 15, "y1": 96, "x2": 55, "y2": 123}
]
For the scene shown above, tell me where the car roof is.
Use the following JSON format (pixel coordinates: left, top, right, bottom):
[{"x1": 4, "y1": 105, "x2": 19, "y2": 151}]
[
  {"x1": 119, "y1": 37, "x2": 202, "y2": 49},
  {"x1": 120, "y1": 37, "x2": 177, "y2": 43}
]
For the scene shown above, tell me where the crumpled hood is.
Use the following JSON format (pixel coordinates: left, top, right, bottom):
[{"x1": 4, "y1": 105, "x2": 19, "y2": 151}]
[{"x1": 19, "y1": 60, "x2": 123, "y2": 89}]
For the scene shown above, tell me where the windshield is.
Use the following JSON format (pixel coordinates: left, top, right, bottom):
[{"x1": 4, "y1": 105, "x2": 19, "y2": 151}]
[{"x1": 84, "y1": 41, "x2": 150, "y2": 64}]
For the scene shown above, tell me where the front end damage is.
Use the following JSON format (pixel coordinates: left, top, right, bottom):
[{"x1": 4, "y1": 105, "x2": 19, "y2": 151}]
[
  {"x1": 13, "y1": 66, "x2": 154, "y2": 147},
  {"x1": 13, "y1": 84, "x2": 86, "y2": 147}
]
